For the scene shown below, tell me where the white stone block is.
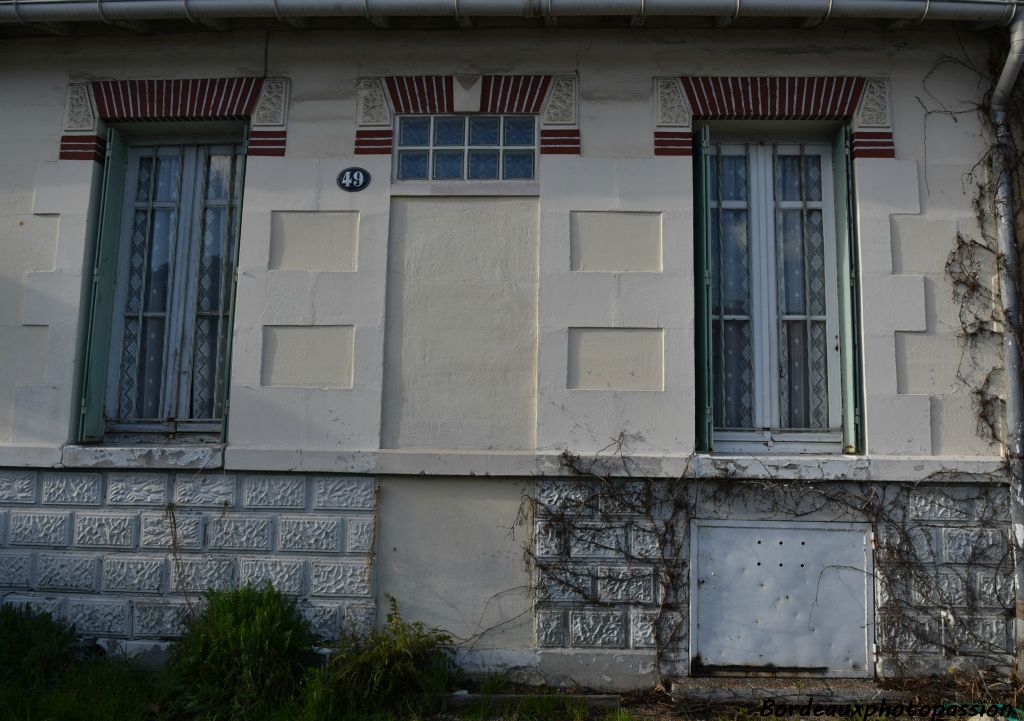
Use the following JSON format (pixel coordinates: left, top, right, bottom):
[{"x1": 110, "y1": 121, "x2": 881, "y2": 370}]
[
  {"x1": 570, "y1": 211, "x2": 662, "y2": 272},
  {"x1": 567, "y1": 328, "x2": 664, "y2": 390},
  {"x1": 260, "y1": 325, "x2": 354, "y2": 388},
  {"x1": 269, "y1": 211, "x2": 358, "y2": 271}
]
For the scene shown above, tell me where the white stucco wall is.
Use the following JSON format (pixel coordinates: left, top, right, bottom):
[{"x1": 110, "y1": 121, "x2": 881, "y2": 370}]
[{"x1": 0, "y1": 28, "x2": 1001, "y2": 467}]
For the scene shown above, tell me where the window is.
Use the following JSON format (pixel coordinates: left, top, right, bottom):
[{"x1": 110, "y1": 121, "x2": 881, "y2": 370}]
[
  {"x1": 696, "y1": 133, "x2": 859, "y2": 454},
  {"x1": 395, "y1": 115, "x2": 537, "y2": 181},
  {"x1": 79, "y1": 133, "x2": 245, "y2": 442}
]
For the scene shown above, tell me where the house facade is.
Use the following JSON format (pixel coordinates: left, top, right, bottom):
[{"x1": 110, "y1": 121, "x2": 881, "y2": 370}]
[{"x1": 0, "y1": 2, "x2": 1019, "y2": 689}]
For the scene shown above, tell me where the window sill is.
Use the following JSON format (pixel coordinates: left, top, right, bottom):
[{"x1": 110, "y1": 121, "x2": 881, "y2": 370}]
[{"x1": 61, "y1": 443, "x2": 224, "y2": 470}]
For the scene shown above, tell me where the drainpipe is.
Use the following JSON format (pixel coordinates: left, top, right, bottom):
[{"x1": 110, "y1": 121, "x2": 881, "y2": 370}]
[{"x1": 990, "y1": 12, "x2": 1024, "y2": 679}]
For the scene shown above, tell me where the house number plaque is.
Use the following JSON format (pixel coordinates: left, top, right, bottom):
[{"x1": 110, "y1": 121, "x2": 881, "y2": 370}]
[{"x1": 337, "y1": 167, "x2": 371, "y2": 192}]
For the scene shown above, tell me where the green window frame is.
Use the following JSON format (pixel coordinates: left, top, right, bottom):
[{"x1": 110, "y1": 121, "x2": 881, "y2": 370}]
[
  {"x1": 693, "y1": 125, "x2": 863, "y2": 454},
  {"x1": 78, "y1": 127, "x2": 247, "y2": 443}
]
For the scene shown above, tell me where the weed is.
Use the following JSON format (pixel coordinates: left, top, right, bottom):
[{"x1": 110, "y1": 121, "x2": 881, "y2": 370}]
[
  {"x1": 167, "y1": 583, "x2": 318, "y2": 721},
  {"x1": 0, "y1": 601, "x2": 77, "y2": 691},
  {"x1": 299, "y1": 597, "x2": 456, "y2": 720}
]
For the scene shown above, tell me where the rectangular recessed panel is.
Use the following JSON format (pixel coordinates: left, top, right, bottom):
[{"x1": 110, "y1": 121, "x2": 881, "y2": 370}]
[
  {"x1": 382, "y1": 197, "x2": 538, "y2": 450},
  {"x1": 691, "y1": 520, "x2": 873, "y2": 677},
  {"x1": 269, "y1": 211, "x2": 358, "y2": 271},
  {"x1": 570, "y1": 211, "x2": 662, "y2": 272},
  {"x1": 567, "y1": 328, "x2": 664, "y2": 390},
  {"x1": 260, "y1": 325, "x2": 354, "y2": 388}
]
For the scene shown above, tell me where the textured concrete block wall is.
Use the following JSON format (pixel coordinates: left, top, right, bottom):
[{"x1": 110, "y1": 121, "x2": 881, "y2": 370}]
[{"x1": 0, "y1": 469, "x2": 377, "y2": 640}]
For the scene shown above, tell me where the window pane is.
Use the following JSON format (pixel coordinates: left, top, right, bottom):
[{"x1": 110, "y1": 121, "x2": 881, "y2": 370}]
[
  {"x1": 503, "y1": 150, "x2": 534, "y2": 179},
  {"x1": 198, "y1": 208, "x2": 226, "y2": 313},
  {"x1": 135, "y1": 156, "x2": 153, "y2": 202},
  {"x1": 468, "y1": 150, "x2": 499, "y2": 179},
  {"x1": 399, "y1": 117, "x2": 430, "y2": 146},
  {"x1": 119, "y1": 317, "x2": 141, "y2": 418},
  {"x1": 717, "y1": 209, "x2": 750, "y2": 315},
  {"x1": 192, "y1": 315, "x2": 219, "y2": 419},
  {"x1": 713, "y1": 155, "x2": 747, "y2": 201},
  {"x1": 713, "y1": 319, "x2": 754, "y2": 428},
  {"x1": 433, "y1": 150, "x2": 464, "y2": 179},
  {"x1": 145, "y1": 209, "x2": 175, "y2": 313},
  {"x1": 397, "y1": 150, "x2": 429, "y2": 179},
  {"x1": 139, "y1": 316, "x2": 166, "y2": 418},
  {"x1": 434, "y1": 116, "x2": 465, "y2": 146},
  {"x1": 808, "y1": 321, "x2": 829, "y2": 429},
  {"x1": 775, "y1": 155, "x2": 803, "y2": 201},
  {"x1": 154, "y1": 155, "x2": 180, "y2": 202},
  {"x1": 126, "y1": 211, "x2": 148, "y2": 314},
  {"x1": 470, "y1": 116, "x2": 500, "y2": 145},
  {"x1": 804, "y1": 155, "x2": 822, "y2": 201},
  {"x1": 779, "y1": 320, "x2": 809, "y2": 428},
  {"x1": 503, "y1": 117, "x2": 534, "y2": 146},
  {"x1": 807, "y1": 210, "x2": 826, "y2": 315},
  {"x1": 778, "y1": 209, "x2": 805, "y2": 315},
  {"x1": 205, "y1": 154, "x2": 233, "y2": 201}
]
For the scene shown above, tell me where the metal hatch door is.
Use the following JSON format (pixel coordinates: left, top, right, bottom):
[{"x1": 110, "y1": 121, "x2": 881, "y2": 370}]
[{"x1": 690, "y1": 520, "x2": 873, "y2": 677}]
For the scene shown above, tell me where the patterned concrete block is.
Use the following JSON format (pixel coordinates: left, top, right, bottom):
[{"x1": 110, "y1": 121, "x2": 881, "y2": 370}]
[
  {"x1": 538, "y1": 567, "x2": 593, "y2": 602},
  {"x1": 140, "y1": 511, "x2": 202, "y2": 550},
  {"x1": 107, "y1": 475, "x2": 168, "y2": 505},
  {"x1": 243, "y1": 477, "x2": 306, "y2": 508},
  {"x1": 346, "y1": 517, "x2": 374, "y2": 553},
  {"x1": 343, "y1": 603, "x2": 375, "y2": 635},
  {"x1": 535, "y1": 479, "x2": 590, "y2": 516},
  {"x1": 309, "y1": 561, "x2": 371, "y2": 597},
  {"x1": 630, "y1": 609, "x2": 685, "y2": 650},
  {"x1": 102, "y1": 556, "x2": 164, "y2": 593},
  {"x1": 66, "y1": 598, "x2": 130, "y2": 635},
  {"x1": 912, "y1": 570, "x2": 967, "y2": 607},
  {"x1": 0, "y1": 552, "x2": 32, "y2": 587},
  {"x1": 174, "y1": 475, "x2": 236, "y2": 506},
  {"x1": 597, "y1": 567, "x2": 655, "y2": 603},
  {"x1": 279, "y1": 518, "x2": 342, "y2": 552},
  {"x1": 569, "y1": 524, "x2": 626, "y2": 558},
  {"x1": 298, "y1": 602, "x2": 339, "y2": 639},
  {"x1": 537, "y1": 609, "x2": 567, "y2": 647},
  {"x1": 570, "y1": 608, "x2": 627, "y2": 648},
  {"x1": 3, "y1": 594, "x2": 62, "y2": 618},
  {"x1": 535, "y1": 521, "x2": 565, "y2": 558},
  {"x1": 629, "y1": 522, "x2": 662, "y2": 560},
  {"x1": 314, "y1": 478, "x2": 374, "y2": 510},
  {"x1": 74, "y1": 513, "x2": 137, "y2": 548},
  {"x1": 171, "y1": 557, "x2": 237, "y2": 592},
  {"x1": 974, "y1": 570, "x2": 1013, "y2": 607},
  {"x1": 36, "y1": 553, "x2": 98, "y2": 591},
  {"x1": 206, "y1": 516, "x2": 272, "y2": 551},
  {"x1": 942, "y1": 528, "x2": 1005, "y2": 564},
  {"x1": 0, "y1": 470, "x2": 36, "y2": 503},
  {"x1": 134, "y1": 601, "x2": 190, "y2": 637},
  {"x1": 9, "y1": 511, "x2": 69, "y2": 546},
  {"x1": 909, "y1": 489, "x2": 972, "y2": 521},
  {"x1": 240, "y1": 558, "x2": 305, "y2": 595},
  {"x1": 42, "y1": 474, "x2": 102, "y2": 505}
]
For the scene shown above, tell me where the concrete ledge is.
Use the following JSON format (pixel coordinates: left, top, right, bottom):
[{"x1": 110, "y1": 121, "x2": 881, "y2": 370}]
[{"x1": 61, "y1": 445, "x2": 224, "y2": 470}]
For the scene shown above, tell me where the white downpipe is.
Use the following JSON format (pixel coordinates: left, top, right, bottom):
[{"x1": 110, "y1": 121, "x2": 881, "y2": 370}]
[
  {"x1": 0, "y1": 0, "x2": 1019, "y2": 23},
  {"x1": 990, "y1": 12, "x2": 1024, "y2": 679}
]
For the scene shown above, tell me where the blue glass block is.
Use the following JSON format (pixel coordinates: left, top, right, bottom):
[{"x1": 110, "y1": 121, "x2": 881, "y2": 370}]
[
  {"x1": 469, "y1": 117, "x2": 500, "y2": 145},
  {"x1": 397, "y1": 150, "x2": 429, "y2": 179},
  {"x1": 434, "y1": 116, "x2": 465, "y2": 146},
  {"x1": 503, "y1": 117, "x2": 534, "y2": 146},
  {"x1": 468, "y1": 150, "x2": 499, "y2": 179},
  {"x1": 503, "y1": 150, "x2": 534, "y2": 179},
  {"x1": 399, "y1": 117, "x2": 430, "y2": 146},
  {"x1": 433, "y1": 150, "x2": 464, "y2": 179}
]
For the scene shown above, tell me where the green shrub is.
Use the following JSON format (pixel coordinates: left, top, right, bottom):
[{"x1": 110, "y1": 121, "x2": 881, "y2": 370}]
[
  {"x1": 167, "y1": 584, "x2": 318, "y2": 720},
  {"x1": 299, "y1": 598, "x2": 456, "y2": 720},
  {"x1": 0, "y1": 602, "x2": 78, "y2": 690}
]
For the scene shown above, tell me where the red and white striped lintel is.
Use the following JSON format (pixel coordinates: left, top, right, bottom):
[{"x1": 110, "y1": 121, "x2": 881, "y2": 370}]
[
  {"x1": 59, "y1": 135, "x2": 106, "y2": 162},
  {"x1": 851, "y1": 131, "x2": 895, "y2": 159}
]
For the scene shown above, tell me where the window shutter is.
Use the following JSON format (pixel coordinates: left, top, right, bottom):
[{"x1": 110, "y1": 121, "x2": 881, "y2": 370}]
[
  {"x1": 694, "y1": 126, "x2": 714, "y2": 452},
  {"x1": 219, "y1": 132, "x2": 248, "y2": 443},
  {"x1": 833, "y1": 126, "x2": 863, "y2": 453},
  {"x1": 78, "y1": 128, "x2": 127, "y2": 442}
]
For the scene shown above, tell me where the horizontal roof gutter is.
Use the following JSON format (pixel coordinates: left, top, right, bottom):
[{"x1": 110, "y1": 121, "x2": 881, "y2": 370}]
[{"x1": 0, "y1": 0, "x2": 1018, "y2": 24}]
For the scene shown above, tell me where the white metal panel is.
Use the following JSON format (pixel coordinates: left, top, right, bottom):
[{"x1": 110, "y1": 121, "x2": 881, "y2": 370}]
[{"x1": 690, "y1": 520, "x2": 873, "y2": 677}]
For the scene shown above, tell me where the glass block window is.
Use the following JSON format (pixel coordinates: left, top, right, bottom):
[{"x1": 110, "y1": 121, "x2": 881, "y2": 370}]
[
  {"x1": 395, "y1": 115, "x2": 537, "y2": 181},
  {"x1": 706, "y1": 141, "x2": 842, "y2": 451}
]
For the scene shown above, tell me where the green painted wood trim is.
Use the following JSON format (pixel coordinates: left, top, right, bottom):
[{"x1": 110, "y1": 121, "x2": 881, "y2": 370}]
[
  {"x1": 694, "y1": 126, "x2": 714, "y2": 451},
  {"x1": 78, "y1": 128, "x2": 127, "y2": 442},
  {"x1": 219, "y1": 130, "x2": 248, "y2": 442},
  {"x1": 833, "y1": 126, "x2": 864, "y2": 453}
]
